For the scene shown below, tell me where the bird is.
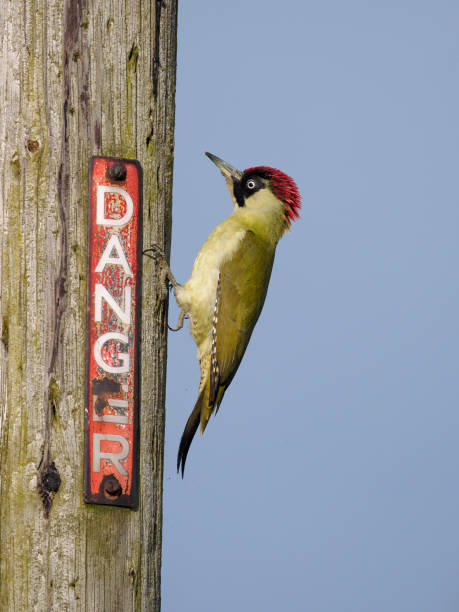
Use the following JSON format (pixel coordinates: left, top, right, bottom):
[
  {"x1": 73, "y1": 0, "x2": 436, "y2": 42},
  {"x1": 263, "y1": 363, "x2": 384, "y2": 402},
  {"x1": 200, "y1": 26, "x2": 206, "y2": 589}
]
[{"x1": 146, "y1": 152, "x2": 301, "y2": 476}]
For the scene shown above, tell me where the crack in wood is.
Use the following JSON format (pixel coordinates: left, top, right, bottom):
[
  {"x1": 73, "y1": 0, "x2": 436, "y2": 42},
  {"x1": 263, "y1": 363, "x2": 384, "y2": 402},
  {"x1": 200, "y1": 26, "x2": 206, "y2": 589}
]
[
  {"x1": 152, "y1": 0, "x2": 165, "y2": 97},
  {"x1": 128, "y1": 42, "x2": 139, "y2": 71},
  {"x1": 49, "y1": 0, "x2": 87, "y2": 374}
]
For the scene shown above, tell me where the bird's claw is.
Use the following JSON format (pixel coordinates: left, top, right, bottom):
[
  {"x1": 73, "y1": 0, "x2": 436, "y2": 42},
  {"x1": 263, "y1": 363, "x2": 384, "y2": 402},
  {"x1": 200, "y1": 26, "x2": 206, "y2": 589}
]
[
  {"x1": 168, "y1": 310, "x2": 188, "y2": 332},
  {"x1": 143, "y1": 244, "x2": 178, "y2": 291},
  {"x1": 143, "y1": 244, "x2": 167, "y2": 262}
]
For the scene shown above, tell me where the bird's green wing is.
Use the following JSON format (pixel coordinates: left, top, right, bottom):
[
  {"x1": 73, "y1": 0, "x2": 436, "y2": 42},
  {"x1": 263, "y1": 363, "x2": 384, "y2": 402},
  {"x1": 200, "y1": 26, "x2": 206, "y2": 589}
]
[
  {"x1": 180, "y1": 230, "x2": 276, "y2": 473},
  {"x1": 208, "y1": 229, "x2": 275, "y2": 408}
]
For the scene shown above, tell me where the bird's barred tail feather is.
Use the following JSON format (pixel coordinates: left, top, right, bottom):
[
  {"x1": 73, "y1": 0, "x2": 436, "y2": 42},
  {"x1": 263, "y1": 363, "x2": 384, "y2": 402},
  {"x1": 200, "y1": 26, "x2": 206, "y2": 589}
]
[
  {"x1": 177, "y1": 355, "x2": 211, "y2": 477},
  {"x1": 177, "y1": 354, "x2": 227, "y2": 476}
]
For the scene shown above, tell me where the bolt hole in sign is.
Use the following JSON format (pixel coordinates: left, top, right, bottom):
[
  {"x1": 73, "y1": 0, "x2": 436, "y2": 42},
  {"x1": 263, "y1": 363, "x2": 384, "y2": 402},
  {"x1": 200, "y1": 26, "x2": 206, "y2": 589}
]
[{"x1": 85, "y1": 157, "x2": 142, "y2": 507}]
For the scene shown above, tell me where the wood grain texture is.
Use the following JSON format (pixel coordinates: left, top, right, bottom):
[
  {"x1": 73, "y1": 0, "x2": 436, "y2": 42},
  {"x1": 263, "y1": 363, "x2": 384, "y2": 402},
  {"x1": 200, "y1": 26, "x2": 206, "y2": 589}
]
[{"x1": 0, "y1": 1, "x2": 177, "y2": 610}]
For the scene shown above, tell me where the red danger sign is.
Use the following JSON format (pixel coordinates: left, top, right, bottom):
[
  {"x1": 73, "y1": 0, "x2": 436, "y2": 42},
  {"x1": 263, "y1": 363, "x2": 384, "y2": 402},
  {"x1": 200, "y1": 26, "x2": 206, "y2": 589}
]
[{"x1": 84, "y1": 157, "x2": 142, "y2": 507}]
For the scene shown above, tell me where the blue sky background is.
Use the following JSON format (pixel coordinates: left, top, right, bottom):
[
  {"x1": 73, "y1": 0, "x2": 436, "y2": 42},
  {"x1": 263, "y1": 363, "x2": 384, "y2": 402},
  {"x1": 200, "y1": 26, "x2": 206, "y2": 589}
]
[{"x1": 162, "y1": 2, "x2": 459, "y2": 610}]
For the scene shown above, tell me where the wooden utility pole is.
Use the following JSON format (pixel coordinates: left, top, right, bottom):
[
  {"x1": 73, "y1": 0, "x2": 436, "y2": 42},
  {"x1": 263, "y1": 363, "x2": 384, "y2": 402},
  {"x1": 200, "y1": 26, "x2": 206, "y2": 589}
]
[{"x1": 0, "y1": 1, "x2": 177, "y2": 610}]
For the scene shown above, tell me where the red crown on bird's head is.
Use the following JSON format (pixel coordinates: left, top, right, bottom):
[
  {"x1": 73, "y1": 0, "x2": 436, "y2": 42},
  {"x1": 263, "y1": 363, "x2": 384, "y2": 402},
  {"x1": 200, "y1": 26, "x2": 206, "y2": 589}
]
[{"x1": 244, "y1": 166, "x2": 301, "y2": 229}]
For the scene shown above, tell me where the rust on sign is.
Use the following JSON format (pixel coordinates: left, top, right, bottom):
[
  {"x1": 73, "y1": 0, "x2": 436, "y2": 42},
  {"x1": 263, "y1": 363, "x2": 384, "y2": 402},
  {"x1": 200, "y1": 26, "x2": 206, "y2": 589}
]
[{"x1": 84, "y1": 156, "x2": 142, "y2": 507}]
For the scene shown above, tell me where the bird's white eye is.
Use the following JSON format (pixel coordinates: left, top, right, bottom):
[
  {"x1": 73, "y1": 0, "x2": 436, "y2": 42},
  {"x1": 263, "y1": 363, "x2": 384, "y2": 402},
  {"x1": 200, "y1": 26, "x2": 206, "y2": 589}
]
[{"x1": 247, "y1": 179, "x2": 256, "y2": 189}]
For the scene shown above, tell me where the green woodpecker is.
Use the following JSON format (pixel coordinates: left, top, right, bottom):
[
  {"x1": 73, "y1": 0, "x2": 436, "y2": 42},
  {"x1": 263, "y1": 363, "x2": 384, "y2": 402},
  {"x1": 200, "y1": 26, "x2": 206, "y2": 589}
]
[{"x1": 151, "y1": 153, "x2": 301, "y2": 475}]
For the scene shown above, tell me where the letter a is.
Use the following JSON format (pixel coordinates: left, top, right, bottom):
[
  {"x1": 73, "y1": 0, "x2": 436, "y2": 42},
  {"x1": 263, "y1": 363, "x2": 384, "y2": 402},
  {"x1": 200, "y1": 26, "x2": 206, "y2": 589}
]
[{"x1": 95, "y1": 235, "x2": 132, "y2": 276}]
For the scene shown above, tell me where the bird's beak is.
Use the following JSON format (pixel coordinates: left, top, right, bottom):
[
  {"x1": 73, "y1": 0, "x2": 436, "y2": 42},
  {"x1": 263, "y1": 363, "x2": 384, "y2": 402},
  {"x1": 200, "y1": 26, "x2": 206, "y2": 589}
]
[{"x1": 205, "y1": 152, "x2": 242, "y2": 181}]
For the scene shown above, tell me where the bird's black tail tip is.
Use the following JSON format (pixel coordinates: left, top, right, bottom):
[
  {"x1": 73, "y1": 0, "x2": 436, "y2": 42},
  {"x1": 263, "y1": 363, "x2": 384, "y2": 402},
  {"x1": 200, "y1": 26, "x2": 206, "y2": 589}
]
[
  {"x1": 177, "y1": 399, "x2": 201, "y2": 478},
  {"x1": 176, "y1": 444, "x2": 187, "y2": 478}
]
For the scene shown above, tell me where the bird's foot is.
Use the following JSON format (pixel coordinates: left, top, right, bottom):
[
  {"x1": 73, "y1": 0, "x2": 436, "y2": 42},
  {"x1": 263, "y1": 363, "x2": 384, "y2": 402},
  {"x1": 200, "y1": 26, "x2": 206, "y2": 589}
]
[
  {"x1": 143, "y1": 245, "x2": 179, "y2": 290},
  {"x1": 168, "y1": 309, "x2": 188, "y2": 332}
]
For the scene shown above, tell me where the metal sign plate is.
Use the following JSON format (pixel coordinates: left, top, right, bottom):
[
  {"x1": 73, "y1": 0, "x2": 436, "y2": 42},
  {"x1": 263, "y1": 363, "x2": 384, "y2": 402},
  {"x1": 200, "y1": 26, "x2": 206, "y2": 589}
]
[{"x1": 84, "y1": 156, "x2": 142, "y2": 507}]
